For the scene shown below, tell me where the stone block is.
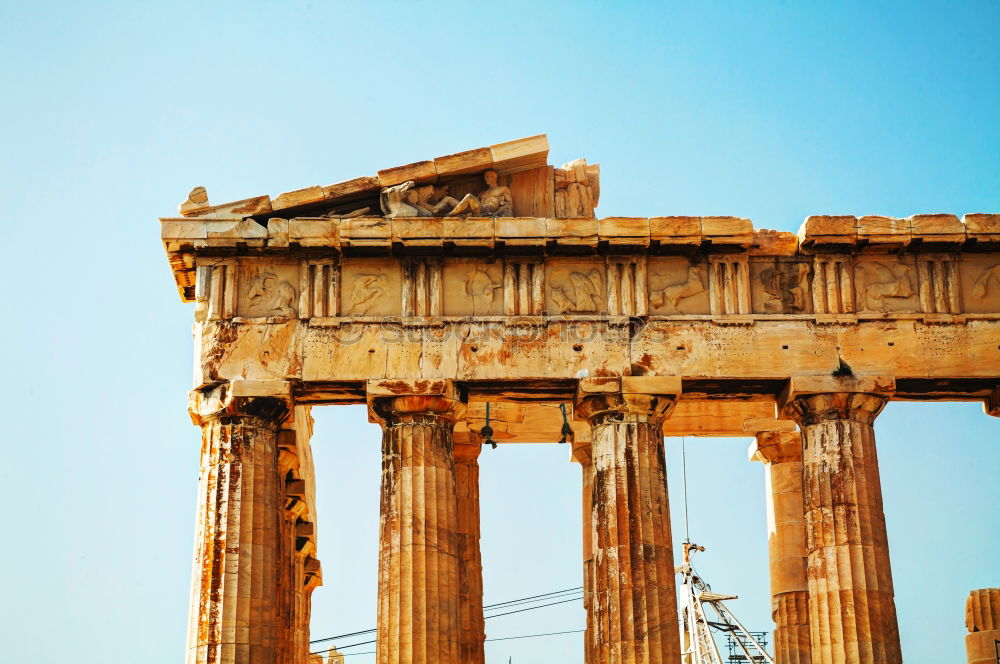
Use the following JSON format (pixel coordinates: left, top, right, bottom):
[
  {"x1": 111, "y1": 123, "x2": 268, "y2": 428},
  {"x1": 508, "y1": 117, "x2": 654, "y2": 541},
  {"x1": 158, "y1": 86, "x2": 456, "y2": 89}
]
[
  {"x1": 323, "y1": 176, "x2": 380, "y2": 201},
  {"x1": 434, "y1": 147, "x2": 494, "y2": 178},
  {"x1": 798, "y1": 215, "x2": 857, "y2": 246},
  {"x1": 273, "y1": 186, "x2": 326, "y2": 210},
  {"x1": 965, "y1": 213, "x2": 1000, "y2": 242},
  {"x1": 702, "y1": 216, "x2": 754, "y2": 245},
  {"x1": 650, "y1": 216, "x2": 701, "y2": 244},
  {"x1": 490, "y1": 134, "x2": 549, "y2": 174},
  {"x1": 857, "y1": 215, "x2": 912, "y2": 244},
  {"x1": 289, "y1": 218, "x2": 339, "y2": 247},
  {"x1": 599, "y1": 217, "x2": 650, "y2": 246},
  {"x1": 378, "y1": 160, "x2": 437, "y2": 187},
  {"x1": 546, "y1": 217, "x2": 598, "y2": 246}
]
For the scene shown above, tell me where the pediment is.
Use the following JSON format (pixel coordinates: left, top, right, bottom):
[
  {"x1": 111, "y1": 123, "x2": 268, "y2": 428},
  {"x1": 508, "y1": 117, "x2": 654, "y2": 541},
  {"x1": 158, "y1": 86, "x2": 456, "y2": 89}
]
[{"x1": 177, "y1": 134, "x2": 600, "y2": 221}]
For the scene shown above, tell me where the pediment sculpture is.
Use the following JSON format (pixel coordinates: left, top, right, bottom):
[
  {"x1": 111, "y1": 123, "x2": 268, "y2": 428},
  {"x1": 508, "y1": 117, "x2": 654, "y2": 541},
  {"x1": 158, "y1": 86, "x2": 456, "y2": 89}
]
[{"x1": 380, "y1": 170, "x2": 514, "y2": 218}]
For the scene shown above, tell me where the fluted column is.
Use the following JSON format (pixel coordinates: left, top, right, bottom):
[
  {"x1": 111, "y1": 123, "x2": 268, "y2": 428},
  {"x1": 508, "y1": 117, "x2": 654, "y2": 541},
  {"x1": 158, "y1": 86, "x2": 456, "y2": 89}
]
[
  {"x1": 781, "y1": 379, "x2": 901, "y2": 664},
  {"x1": 454, "y1": 440, "x2": 485, "y2": 663},
  {"x1": 571, "y1": 440, "x2": 596, "y2": 664},
  {"x1": 275, "y1": 410, "x2": 322, "y2": 664},
  {"x1": 750, "y1": 430, "x2": 812, "y2": 664},
  {"x1": 575, "y1": 377, "x2": 681, "y2": 664},
  {"x1": 185, "y1": 385, "x2": 291, "y2": 664},
  {"x1": 966, "y1": 588, "x2": 1000, "y2": 664},
  {"x1": 370, "y1": 385, "x2": 465, "y2": 664}
]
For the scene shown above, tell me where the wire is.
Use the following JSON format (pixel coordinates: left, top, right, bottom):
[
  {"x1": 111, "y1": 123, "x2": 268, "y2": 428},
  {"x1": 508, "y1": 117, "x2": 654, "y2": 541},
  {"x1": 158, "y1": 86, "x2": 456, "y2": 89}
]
[
  {"x1": 486, "y1": 628, "x2": 585, "y2": 643},
  {"x1": 312, "y1": 629, "x2": 586, "y2": 657},
  {"x1": 484, "y1": 595, "x2": 583, "y2": 619},
  {"x1": 483, "y1": 587, "x2": 583, "y2": 610},
  {"x1": 310, "y1": 586, "x2": 583, "y2": 644},
  {"x1": 309, "y1": 595, "x2": 584, "y2": 654}
]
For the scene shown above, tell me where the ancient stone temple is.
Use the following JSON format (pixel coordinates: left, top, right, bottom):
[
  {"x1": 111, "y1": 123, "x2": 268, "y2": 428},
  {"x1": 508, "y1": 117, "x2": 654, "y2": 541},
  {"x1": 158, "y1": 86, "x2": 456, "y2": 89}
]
[{"x1": 161, "y1": 134, "x2": 1000, "y2": 664}]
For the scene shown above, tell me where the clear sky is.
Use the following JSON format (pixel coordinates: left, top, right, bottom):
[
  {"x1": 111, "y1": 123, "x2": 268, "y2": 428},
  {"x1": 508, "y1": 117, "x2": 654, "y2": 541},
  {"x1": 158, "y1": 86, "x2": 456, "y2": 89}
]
[{"x1": 1, "y1": 1, "x2": 998, "y2": 663}]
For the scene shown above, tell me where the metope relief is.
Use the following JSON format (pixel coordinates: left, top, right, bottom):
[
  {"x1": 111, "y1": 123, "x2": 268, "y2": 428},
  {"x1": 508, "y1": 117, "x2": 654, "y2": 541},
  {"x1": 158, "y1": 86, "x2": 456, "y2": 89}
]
[
  {"x1": 854, "y1": 258, "x2": 919, "y2": 314},
  {"x1": 647, "y1": 258, "x2": 710, "y2": 315},
  {"x1": 546, "y1": 261, "x2": 605, "y2": 315},
  {"x1": 442, "y1": 260, "x2": 504, "y2": 316},
  {"x1": 751, "y1": 260, "x2": 811, "y2": 314},
  {"x1": 237, "y1": 261, "x2": 298, "y2": 318},
  {"x1": 340, "y1": 259, "x2": 400, "y2": 317},
  {"x1": 972, "y1": 265, "x2": 1000, "y2": 298},
  {"x1": 958, "y1": 255, "x2": 1000, "y2": 314}
]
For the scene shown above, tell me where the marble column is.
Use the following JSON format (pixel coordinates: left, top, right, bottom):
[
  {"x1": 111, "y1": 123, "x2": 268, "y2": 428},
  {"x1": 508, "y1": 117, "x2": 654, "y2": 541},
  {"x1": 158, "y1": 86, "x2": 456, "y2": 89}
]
[
  {"x1": 966, "y1": 588, "x2": 1000, "y2": 664},
  {"x1": 575, "y1": 377, "x2": 681, "y2": 664},
  {"x1": 781, "y1": 383, "x2": 901, "y2": 664},
  {"x1": 370, "y1": 391, "x2": 465, "y2": 664},
  {"x1": 454, "y1": 440, "x2": 486, "y2": 664},
  {"x1": 750, "y1": 430, "x2": 812, "y2": 664},
  {"x1": 275, "y1": 413, "x2": 322, "y2": 664},
  {"x1": 185, "y1": 387, "x2": 290, "y2": 664},
  {"x1": 571, "y1": 440, "x2": 596, "y2": 664}
]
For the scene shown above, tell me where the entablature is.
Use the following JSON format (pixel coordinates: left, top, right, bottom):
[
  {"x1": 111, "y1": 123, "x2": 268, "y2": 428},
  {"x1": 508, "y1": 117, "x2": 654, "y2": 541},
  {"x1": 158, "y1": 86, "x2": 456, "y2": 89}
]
[{"x1": 167, "y1": 219, "x2": 1000, "y2": 324}]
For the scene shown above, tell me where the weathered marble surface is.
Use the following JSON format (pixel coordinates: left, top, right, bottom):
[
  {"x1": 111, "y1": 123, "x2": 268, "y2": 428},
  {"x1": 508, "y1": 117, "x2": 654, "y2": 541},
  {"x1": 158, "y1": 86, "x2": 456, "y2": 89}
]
[{"x1": 166, "y1": 136, "x2": 1000, "y2": 664}]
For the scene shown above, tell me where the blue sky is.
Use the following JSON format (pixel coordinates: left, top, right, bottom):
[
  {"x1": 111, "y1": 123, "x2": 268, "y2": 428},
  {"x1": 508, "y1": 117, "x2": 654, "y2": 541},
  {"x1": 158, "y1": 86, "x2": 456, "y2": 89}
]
[{"x1": 1, "y1": 1, "x2": 997, "y2": 662}]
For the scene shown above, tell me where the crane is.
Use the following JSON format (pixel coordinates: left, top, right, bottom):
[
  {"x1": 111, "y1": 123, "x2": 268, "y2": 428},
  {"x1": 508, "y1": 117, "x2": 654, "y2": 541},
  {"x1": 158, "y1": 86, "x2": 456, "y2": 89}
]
[{"x1": 677, "y1": 542, "x2": 774, "y2": 664}]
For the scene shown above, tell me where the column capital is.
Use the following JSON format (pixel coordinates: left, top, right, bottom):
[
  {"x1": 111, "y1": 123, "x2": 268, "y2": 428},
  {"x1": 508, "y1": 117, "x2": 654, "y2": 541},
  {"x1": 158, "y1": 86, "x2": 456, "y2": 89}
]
[
  {"x1": 574, "y1": 376, "x2": 680, "y2": 425},
  {"x1": 187, "y1": 379, "x2": 292, "y2": 426},
  {"x1": 749, "y1": 430, "x2": 802, "y2": 464},
  {"x1": 366, "y1": 378, "x2": 466, "y2": 425},
  {"x1": 779, "y1": 375, "x2": 894, "y2": 426}
]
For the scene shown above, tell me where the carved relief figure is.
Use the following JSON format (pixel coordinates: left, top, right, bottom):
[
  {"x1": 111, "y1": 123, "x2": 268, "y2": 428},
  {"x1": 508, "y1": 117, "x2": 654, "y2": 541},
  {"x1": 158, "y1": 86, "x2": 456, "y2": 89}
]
[
  {"x1": 465, "y1": 268, "x2": 501, "y2": 314},
  {"x1": 246, "y1": 271, "x2": 296, "y2": 317},
  {"x1": 972, "y1": 264, "x2": 1000, "y2": 299},
  {"x1": 447, "y1": 170, "x2": 514, "y2": 217},
  {"x1": 379, "y1": 181, "x2": 421, "y2": 217},
  {"x1": 554, "y1": 158, "x2": 600, "y2": 218},
  {"x1": 650, "y1": 264, "x2": 707, "y2": 313},
  {"x1": 414, "y1": 184, "x2": 460, "y2": 216},
  {"x1": 321, "y1": 206, "x2": 370, "y2": 219},
  {"x1": 549, "y1": 268, "x2": 603, "y2": 313},
  {"x1": 760, "y1": 263, "x2": 810, "y2": 313},
  {"x1": 856, "y1": 261, "x2": 917, "y2": 312},
  {"x1": 349, "y1": 273, "x2": 387, "y2": 315}
]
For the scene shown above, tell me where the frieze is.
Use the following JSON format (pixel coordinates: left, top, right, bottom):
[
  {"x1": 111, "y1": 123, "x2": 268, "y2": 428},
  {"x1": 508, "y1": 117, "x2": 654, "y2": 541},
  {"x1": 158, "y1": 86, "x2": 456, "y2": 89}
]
[
  {"x1": 854, "y1": 257, "x2": 919, "y2": 314},
  {"x1": 238, "y1": 261, "x2": 297, "y2": 319},
  {"x1": 442, "y1": 260, "x2": 504, "y2": 316},
  {"x1": 647, "y1": 258, "x2": 710, "y2": 315},
  {"x1": 340, "y1": 259, "x2": 398, "y2": 317},
  {"x1": 546, "y1": 260, "x2": 605, "y2": 315},
  {"x1": 750, "y1": 259, "x2": 811, "y2": 314},
  {"x1": 960, "y1": 255, "x2": 1000, "y2": 314},
  {"x1": 187, "y1": 251, "x2": 1000, "y2": 322}
]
